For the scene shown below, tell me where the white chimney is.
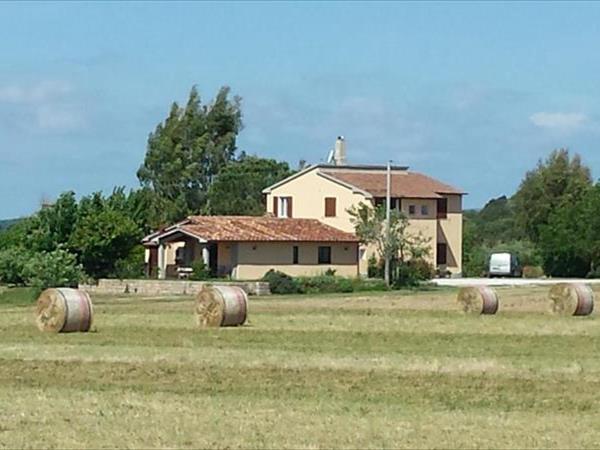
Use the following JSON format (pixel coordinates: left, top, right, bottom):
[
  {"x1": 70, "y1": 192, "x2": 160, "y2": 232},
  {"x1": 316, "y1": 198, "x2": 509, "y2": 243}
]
[{"x1": 334, "y1": 136, "x2": 346, "y2": 166}]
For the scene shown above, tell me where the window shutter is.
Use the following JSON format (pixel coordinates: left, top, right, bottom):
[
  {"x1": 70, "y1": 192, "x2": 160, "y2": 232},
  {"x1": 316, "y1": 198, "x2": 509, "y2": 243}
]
[
  {"x1": 287, "y1": 197, "x2": 293, "y2": 218},
  {"x1": 325, "y1": 198, "x2": 336, "y2": 217},
  {"x1": 273, "y1": 196, "x2": 278, "y2": 217}
]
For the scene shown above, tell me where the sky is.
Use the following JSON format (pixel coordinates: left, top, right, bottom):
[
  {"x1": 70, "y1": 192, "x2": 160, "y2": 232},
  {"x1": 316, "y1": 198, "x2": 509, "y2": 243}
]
[{"x1": 1, "y1": 2, "x2": 600, "y2": 218}]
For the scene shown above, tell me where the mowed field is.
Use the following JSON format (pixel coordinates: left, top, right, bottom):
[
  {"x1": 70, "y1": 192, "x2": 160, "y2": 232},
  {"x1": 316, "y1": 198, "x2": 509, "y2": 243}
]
[{"x1": 1, "y1": 286, "x2": 600, "y2": 448}]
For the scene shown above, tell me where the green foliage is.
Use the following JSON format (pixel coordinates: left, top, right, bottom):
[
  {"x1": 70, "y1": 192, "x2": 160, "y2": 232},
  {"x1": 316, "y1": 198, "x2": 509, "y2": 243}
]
[
  {"x1": 0, "y1": 248, "x2": 32, "y2": 285},
  {"x1": 297, "y1": 275, "x2": 354, "y2": 294},
  {"x1": 392, "y1": 259, "x2": 434, "y2": 289},
  {"x1": 114, "y1": 245, "x2": 146, "y2": 280},
  {"x1": 262, "y1": 270, "x2": 302, "y2": 295},
  {"x1": 70, "y1": 208, "x2": 142, "y2": 279},
  {"x1": 190, "y1": 260, "x2": 211, "y2": 281},
  {"x1": 367, "y1": 254, "x2": 381, "y2": 278},
  {"x1": 348, "y1": 202, "x2": 431, "y2": 283},
  {"x1": 513, "y1": 149, "x2": 592, "y2": 243},
  {"x1": 137, "y1": 86, "x2": 243, "y2": 226},
  {"x1": 23, "y1": 249, "x2": 82, "y2": 290},
  {"x1": 206, "y1": 155, "x2": 293, "y2": 215}
]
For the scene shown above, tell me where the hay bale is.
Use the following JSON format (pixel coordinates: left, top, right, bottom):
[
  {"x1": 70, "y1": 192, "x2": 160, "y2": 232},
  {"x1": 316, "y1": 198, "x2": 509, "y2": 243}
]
[
  {"x1": 194, "y1": 285, "x2": 248, "y2": 328},
  {"x1": 457, "y1": 286, "x2": 499, "y2": 314},
  {"x1": 548, "y1": 283, "x2": 594, "y2": 316},
  {"x1": 35, "y1": 288, "x2": 93, "y2": 333}
]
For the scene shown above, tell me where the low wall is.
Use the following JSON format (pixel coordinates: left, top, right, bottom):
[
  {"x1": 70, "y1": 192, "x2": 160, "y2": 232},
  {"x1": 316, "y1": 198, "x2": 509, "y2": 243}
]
[{"x1": 79, "y1": 279, "x2": 271, "y2": 296}]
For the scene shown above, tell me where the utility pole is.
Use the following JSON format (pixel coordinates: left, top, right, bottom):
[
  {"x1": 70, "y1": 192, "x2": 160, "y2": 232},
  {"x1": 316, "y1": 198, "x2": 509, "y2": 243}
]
[{"x1": 384, "y1": 160, "x2": 391, "y2": 287}]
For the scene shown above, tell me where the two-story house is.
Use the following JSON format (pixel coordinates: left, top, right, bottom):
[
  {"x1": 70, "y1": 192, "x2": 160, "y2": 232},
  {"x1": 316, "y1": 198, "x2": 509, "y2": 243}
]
[{"x1": 262, "y1": 163, "x2": 465, "y2": 276}]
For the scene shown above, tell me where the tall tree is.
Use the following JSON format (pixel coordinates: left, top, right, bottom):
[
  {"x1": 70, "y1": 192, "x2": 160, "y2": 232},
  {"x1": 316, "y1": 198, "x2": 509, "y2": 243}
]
[
  {"x1": 512, "y1": 149, "x2": 592, "y2": 243},
  {"x1": 205, "y1": 155, "x2": 293, "y2": 215},
  {"x1": 137, "y1": 86, "x2": 243, "y2": 226}
]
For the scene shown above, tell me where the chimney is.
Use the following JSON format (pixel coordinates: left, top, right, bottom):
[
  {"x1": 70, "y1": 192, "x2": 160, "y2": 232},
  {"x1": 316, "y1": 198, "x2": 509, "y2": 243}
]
[{"x1": 334, "y1": 136, "x2": 346, "y2": 166}]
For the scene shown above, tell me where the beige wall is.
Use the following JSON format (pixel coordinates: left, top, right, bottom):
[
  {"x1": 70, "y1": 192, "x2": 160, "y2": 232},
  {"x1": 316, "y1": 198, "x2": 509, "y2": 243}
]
[
  {"x1": 267, "y1": 169, "x2": 367, "y2": 233},
  {"x1": 232, "y1": 241, "x2": 359, "y2": 279},
  {"x1": 437, "y1": 194, "x2": 463, "y2": 274}
]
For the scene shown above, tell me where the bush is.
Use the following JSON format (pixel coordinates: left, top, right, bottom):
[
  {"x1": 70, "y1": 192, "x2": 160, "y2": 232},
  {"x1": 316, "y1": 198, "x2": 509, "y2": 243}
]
[
  {"x1": 411, "y1": 258, "x2": 435, "y2": 281},
  {"x1": 392, "y1": 263, "x2": 421, "y2": 288},
  {"x1": 23, "y1": 249, "x2": 82, "y2": 290},
  {"x1": 262, "y1": 269, "x2": 302, "y2": 294},
  {"x1": 352, "y1": 278, "x2": 388, "y2": 292},
  {"x1": 190, "y1": 260, "x2": 211, "y2": 281},
  {"x1": 113, "y1": 245, "x2": 146, "y2": 279},
  {"x1": 523, "y1": 265, "x2": 544, "y2": 278},
  {"x1": 298, "y1": 275, "x2": 354, "y2": 294},
  {"x1": 0, "y1": 248, "x2": 31, "y2": 285},
  {"x1": 367, "y1": 255, "x2": 383, "y2": 278}
]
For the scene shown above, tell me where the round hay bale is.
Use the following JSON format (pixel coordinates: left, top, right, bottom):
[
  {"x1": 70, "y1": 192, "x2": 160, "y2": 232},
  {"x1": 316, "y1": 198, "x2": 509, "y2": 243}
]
[
  {"x1": 548, "y1": 283, "x2": 594, "y2": 316},
  {"x1": 194, "y1": 285, "x2": 248, "y2": 328},
  {"x1": 457, "y1": 286, "x2": 499, "y2": 315},
  {"x1": 35, "y1": 288, "x2": 93, "y2": 333}
]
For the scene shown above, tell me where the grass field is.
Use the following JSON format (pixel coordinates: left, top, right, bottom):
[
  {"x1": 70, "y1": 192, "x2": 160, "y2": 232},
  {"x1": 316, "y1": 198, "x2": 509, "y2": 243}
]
[{"x1": 1, "y1": 286, "x2": 600, "y2": 448}]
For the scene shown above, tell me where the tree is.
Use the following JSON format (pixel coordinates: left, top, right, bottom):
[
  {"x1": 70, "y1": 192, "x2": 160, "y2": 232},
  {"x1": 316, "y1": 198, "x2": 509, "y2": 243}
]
[
  {"x1": 205, "y1": 155, "x2": 293, "y2": 215},
  {"x1": 348, "y1": 202, "x2": 431, "y2": 283},
  {"x1": 69, "y1": 206, "x2": 142, "y2": 279},
  {"x1": 137, "y1": 86, "x2": 243, "y2": 226},
  {"x1": 513, "y1": 149, "x2": 592, "y2": 243}
]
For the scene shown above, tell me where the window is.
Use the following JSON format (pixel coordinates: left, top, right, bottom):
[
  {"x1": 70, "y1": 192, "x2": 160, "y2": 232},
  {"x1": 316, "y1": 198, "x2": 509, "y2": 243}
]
[
  {"x1": 437, "y1": 243, "x2": 448, "y2": 265},
  {"x1": 275, "y1": 196, "x2": 293, "y2": 218},
  {"x1": 421, "y1": 205, "x2": 429, "y2": 216},
  {"x1": 318, "y1": 246, "x2": 332, "y2": 264},
  {"x1": 325, "y1": 197, "x2": 337, "y2": 217},
  {"x1": 437, "y1": 198, "x2": 448, "y2": 219},
  {"x1": 408, "y1": 204, "x2": 416, "y2": 215},
  {"x1": 292, "y1": 246, "x2": 299, "y2": 264}
]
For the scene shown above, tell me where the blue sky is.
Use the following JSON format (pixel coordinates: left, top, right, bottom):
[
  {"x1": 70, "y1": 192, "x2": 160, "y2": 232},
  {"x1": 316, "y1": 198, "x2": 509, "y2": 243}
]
[{"x1": 1, "y1": 2, "x2": 600, "y2": 218}]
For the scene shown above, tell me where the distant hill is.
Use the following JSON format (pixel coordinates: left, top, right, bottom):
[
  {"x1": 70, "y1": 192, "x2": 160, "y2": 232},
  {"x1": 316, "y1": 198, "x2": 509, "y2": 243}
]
[{"x1": 0, "y1": 218, "x2": 22, "y2": 231}]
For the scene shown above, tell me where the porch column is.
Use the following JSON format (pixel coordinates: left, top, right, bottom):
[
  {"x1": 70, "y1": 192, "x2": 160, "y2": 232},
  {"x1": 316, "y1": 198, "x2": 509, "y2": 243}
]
[
  {"x1": 202, "y1": 246, "x2": 210, "y2": 266},
  {"x1": 158, "y1": 243, "x2": 166, "y2": 279}
]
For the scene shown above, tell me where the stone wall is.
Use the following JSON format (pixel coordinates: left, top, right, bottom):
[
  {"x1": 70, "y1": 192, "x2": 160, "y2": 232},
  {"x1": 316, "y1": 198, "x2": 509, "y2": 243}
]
[{"x1": 79, "y1": 279, "x2": 271, "y2": 296}]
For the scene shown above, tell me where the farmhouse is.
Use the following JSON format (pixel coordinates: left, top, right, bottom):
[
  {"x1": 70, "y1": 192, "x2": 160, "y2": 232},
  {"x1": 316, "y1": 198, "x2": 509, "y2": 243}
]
[
  {"x1": 143, "y1": 215, "x2": 360, "y2": 279},
  {"x1": 143, "y1": 138, "x2": 465, "y2": 279},
  {"x1": 262, "y1": 160, "x2": 465, "y2": 276}
]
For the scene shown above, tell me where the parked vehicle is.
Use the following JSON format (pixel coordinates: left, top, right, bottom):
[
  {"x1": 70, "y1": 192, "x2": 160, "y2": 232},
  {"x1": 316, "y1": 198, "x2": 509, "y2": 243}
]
[{"x1": 488, "y1": 252, "x2": 522, "y2": 278}]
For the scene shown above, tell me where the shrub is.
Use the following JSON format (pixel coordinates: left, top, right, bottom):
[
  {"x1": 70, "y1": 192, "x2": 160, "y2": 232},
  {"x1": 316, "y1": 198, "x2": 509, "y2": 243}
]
[
  {"x1": 392, "y1": 263, "x2": 421, "y2": 288},
  {"x1": 23, "y1": 249, "x2": 82, "y2": 290},
  {"x1": 262, "y1": 269, "x2": 302, "y2": 294},
  {"x1": 298, "y1": 275, "x2": 354, "y2": 294},
  {"x1": 411, "y1": 258, "x2": 435, "y2": 281},
  {"x1": 0, "y1": 248, "x2": 31, "y2": 285},
  {"x1": 113, "y1": 245, "x2": 146, "y2": 279},
  {"x1": 523, "y1": 265, "x2": 544, "y2": 278},
  {"x1": 367, "y1": 255, "x2": 383, "y2": 278},
  {"x1": 190, "y1": 260, "x2": 211, "y2": 281},
  {"x1": 352, "y1": 278, "x2": 388, "y2": 292}
]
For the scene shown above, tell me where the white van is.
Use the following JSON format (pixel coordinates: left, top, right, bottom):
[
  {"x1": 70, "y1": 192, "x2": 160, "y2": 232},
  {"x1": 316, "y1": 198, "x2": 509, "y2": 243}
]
[{"x1": 488, "y1": 253, "x2": 522, "y2": 278}]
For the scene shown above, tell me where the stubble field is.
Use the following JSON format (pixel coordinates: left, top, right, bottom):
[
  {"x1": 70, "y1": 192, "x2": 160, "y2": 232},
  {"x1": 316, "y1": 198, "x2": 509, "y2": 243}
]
[{"x1": 1, "y1": 286, "x2": 599, "y2": 448}]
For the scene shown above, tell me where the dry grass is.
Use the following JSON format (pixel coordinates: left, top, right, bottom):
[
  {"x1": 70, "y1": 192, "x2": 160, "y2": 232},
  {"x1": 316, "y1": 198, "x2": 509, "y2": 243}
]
[{"x1": 1, "y1": 285, "x2": 600, "y2": 448}]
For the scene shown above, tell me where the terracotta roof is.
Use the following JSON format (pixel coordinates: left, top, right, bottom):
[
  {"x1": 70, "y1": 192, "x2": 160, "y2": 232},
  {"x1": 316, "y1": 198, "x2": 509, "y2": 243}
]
[
  {"x1": 320, "y1": 169, "x2": 465, "y2": 199},
  {"x1": 145, "y1": 216, "x2": 359, "y2": 243}
]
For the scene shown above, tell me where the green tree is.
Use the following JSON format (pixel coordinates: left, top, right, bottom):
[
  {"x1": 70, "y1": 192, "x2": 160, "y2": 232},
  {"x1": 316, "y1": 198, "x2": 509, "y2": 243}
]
[
  {"x1": 23, "y1": 249, "x2": 82, "y2": 290},
  {"x1": 137, "y1": 86, "x2": 243, "y2": 226},
  {"x1": 347, "y1": 202, "x2": 431, "y2": 283},
  {"x1": 69, "y1": 208, "x2": 142, "y2": 279},
  {"x1": 513, "y1": 149, "x2": 592, "y2": 243},
  {"x1": 205, "y1": 155, "x2": 293, "y2": 215}
]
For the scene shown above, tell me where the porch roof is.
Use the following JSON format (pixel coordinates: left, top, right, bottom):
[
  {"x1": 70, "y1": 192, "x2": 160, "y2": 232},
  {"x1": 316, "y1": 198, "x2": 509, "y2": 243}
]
[{"x1": 143, "y1": 215, "x2": 359, "y2": 245}]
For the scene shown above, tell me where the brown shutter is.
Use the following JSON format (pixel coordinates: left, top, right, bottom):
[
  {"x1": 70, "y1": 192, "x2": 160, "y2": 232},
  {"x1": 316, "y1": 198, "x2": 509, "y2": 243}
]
[
  {"x1": 325, "y1": 197, "x2": 336, "y2": 217},
  {"x1": 273, "y1": 196, "x2": 278, "y2": 217},
  {"x1": 287, "y1": 197, "x2": 293, "y2": 218}
]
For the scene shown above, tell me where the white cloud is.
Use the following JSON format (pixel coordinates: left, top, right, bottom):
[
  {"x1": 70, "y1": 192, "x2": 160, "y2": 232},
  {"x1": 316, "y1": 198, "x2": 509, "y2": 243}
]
[
  {"x1": 0, "y1": 80, "x2": 84, "y2": 133},
  {"x1": 529, "y1": 112, "x2": 588, "y2": 132},
  {"x1": 0, "y1": 81, "x2": 72, "y2": 104}
]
